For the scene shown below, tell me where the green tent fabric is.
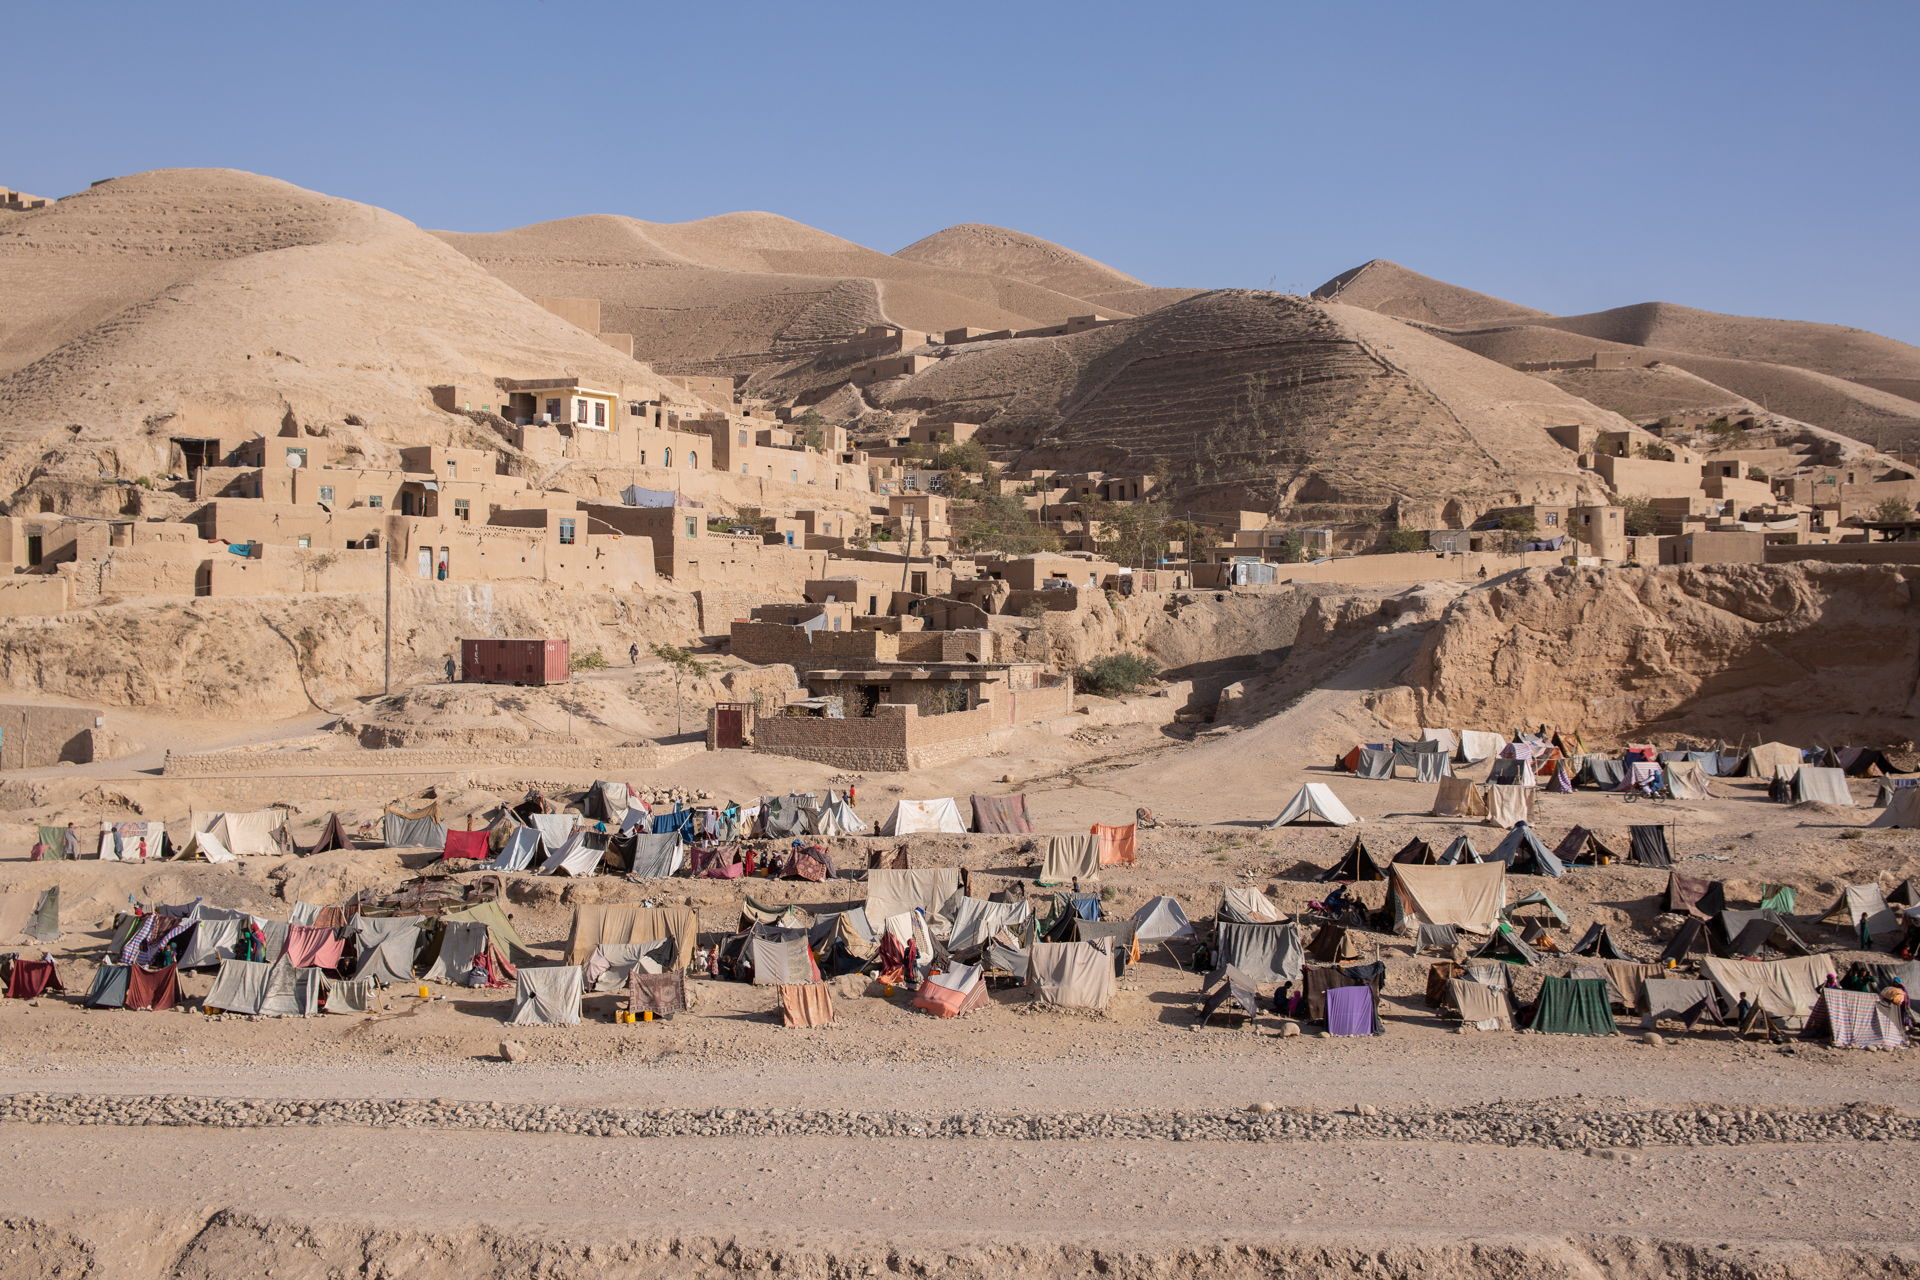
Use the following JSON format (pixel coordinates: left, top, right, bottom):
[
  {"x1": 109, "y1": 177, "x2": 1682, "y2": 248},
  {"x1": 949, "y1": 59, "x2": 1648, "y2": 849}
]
[
  {"x1": 1529, "y1": 975, "x2": 1617, "y2": 1035},
  {"x1": 23, "y1": 888, "x2": 59, "y2": 943},
  {"x1": 84, "y1": 964, "x2": 131, "y2": 1009},
  {"x1": 440, "y1": 898, "x2": 537, "y2": 968},
  {"x1": 1759, "y1": 884, "x2": 1797, "y2": 913}
]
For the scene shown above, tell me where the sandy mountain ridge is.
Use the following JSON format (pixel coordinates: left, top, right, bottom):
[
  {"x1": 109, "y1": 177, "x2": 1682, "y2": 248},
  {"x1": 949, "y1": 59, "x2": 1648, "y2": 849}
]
[
  {"x1": 0, "y1": 169, "x2": 705, "y2": 496},
  {"x1": 1318, "y1": 259, "x2": 1920, "y2": 451},
  {"x1": 429, "y1": 213, "x2": 1204, "y2": 374}
]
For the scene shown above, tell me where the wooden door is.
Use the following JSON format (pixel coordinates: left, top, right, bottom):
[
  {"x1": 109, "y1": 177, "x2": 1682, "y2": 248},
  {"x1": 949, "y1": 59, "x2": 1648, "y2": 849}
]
[{"x1": 715, "y1": 708, "x2": 744, "y2": 749}]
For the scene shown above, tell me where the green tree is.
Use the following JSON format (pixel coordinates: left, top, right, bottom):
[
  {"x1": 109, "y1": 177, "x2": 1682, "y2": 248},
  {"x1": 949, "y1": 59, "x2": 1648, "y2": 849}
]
[
  {"x1": 1747, "y1": 466, "x2": 1768, "y2": 481},
  {"x1": 797, "y1": 408, "x2": 824, "y2": 427},
  {"x1": 1870, "y1": 496, "x2": 1914, "y2": 524},
  {"x1": 1498, "y1": 512, "x2": 1539, "y2": 534},
  {"x1": 1075, "y1": 652, "x2": 1161, "y2": 697},
  {"x1": 1381, "y1": 528, "x2": 1429, "y2": 554},
  {"x1": 650, "y1": 643, "x2": 711, "y2": 736},
  {"x1": 953, "y1": 493, "x2": 1061, "y2": 555},
  {"x1": 932, "y1": 438, "x2": 990, "y2": 475},
  {"x1": 1620, "y1": 495, "x2": 1661, "y2": 536}
]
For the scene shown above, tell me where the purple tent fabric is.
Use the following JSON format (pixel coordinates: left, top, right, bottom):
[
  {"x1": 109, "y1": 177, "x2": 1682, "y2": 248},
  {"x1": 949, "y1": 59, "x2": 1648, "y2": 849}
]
[{"x1": 1326, "y1": 984, "x2": 1374, "y2": 1036}]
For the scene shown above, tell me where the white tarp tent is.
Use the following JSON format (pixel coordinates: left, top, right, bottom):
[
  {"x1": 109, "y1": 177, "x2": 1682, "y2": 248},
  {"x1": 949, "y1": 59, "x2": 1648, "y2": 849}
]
[
  {"x1": 1131, "y1": 896, "x2": 1195, "y2": 941},
  {"x1": 1744, "y1": 742, "x2": 1804, "y2": 780},
  {"x1": 1458, "y1": 731, "x2": 1507, "y2": 763},
  {"x1": 1391, "y1": 862, "x2": 1506, "y2": 935},
  {"x1": 865, "y1": 868, "x2": 962, "y2": 931},
  {"x1": 879, "y1": 798, "x2": 967, "y2": 835},
  {"x1": 184, "y1": 809, "x2": 286, "y2": 859},
  {"x1": 1430, "y1": 777, "x2": 1487, "y2": 818},
  {"x1": 1484, "y1": 784, "x2": 1533, "y2": 829},
  {"x1": 1664, "y1": 761, "x2": 1712, "y2": 800},
  {"x1": 813, "y1": 793, "x2": 868, "y2": 836},
  {"x1": 1870, "y1": 789, "x2": 1920, "y2": 828},
  {"x1": 1792, "y1": 767, "x2": 1853, "y2": 806},
  {"x1": 1266, "y1": 784, "x2": 1358, "y2": 828},
  {"x1": 539, "y1": 832, "x2": 604, "y2": 877}
]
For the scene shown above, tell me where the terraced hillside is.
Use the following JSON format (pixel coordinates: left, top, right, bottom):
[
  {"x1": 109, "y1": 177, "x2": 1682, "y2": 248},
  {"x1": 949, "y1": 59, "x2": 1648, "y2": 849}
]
[{"x1": 835, "y1": 290, "x2": 1622, "y2": 515}]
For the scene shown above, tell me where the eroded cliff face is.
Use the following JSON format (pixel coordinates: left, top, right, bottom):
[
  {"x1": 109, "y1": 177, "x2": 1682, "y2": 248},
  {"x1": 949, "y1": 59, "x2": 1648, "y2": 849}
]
[{"x1": 1395, "y1": 563, "x2": 1920, "y2": 745}]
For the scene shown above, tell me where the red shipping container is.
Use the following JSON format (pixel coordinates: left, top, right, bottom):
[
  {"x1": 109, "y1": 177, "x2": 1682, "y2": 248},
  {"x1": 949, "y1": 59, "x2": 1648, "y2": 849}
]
[{"x1": 460, "y1": 638, "x2": 570, "y2": 686}]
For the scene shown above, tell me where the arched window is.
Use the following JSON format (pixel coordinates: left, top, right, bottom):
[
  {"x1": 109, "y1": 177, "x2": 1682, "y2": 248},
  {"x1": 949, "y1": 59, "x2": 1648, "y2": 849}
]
[
  {"x1": 690, "y1": 453, "x2": 698, "y2": 469},
  {"x1": 664, "y1": 448, "x2": 672, "y2": 467}
]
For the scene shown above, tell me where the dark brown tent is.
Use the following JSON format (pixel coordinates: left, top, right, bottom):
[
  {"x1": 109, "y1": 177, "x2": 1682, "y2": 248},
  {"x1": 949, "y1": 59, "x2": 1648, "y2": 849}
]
[
  {"x1": 1553, "y1": 826, "x2": 1620, "y2": 867},
  {"x1": 1391, "y1": 838, "x2": 1438, "y2": 865},
  {"x1": 302, "y1": 812, "x2": 351, "y2": 856},
  {"x1": 1666, "y1": 871, "x2": 1726, "y2": 918},
  {"x1": 1305, "y1": 923, "x2": 1361, "y2": 962},
  {"x1": 1317, "y1": 836, "x2": 1388, "y2": 883}
]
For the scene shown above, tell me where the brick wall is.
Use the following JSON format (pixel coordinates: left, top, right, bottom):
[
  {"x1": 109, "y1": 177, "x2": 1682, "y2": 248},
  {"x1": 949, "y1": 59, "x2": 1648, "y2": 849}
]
[
  {"x1": 0, "y1": 702, "x2": 106, "y2": 769},
  {"x1": 751, "y1": 702, "x2": 998, "y2": 772},
  {"x1": 895, "y1": 629, "x2": 996, "y2": 662}
]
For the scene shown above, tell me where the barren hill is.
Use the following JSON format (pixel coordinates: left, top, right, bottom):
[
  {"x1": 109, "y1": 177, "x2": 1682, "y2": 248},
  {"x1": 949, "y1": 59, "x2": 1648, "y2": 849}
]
[
  {"x1": 0, "y1": 168, "x2": 684, "y2": 497},
  {"x1": 432, "y1": 213, "x2": 1190, "y2": 374},
  {"x1": 829, "y1": 289, "x2": 1621, "y2": 515},
  {"x1": 1529, "y1": 300, "x2": 1920, "y2": 385},
  {"x1": 1311, "y1": 259, "x2": 1550, "y2": 328},
  {"x1": 893, "y1": 223, "x2": 1203, "y2": 317}
]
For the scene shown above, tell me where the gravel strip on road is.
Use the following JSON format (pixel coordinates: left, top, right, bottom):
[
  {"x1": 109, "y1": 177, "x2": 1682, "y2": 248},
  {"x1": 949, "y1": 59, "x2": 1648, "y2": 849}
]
[{"x1": 3, "y1": 1091, "x2": 1913, "y2": 1149}]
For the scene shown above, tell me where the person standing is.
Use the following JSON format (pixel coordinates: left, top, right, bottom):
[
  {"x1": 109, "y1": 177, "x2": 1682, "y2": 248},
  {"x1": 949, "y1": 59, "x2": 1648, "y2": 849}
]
[{"x1": 629, "y1": 642, "x2": 640, "y2": 666}]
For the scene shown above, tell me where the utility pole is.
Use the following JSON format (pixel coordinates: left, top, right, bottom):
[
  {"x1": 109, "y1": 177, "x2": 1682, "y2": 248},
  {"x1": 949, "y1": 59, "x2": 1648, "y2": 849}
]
[
  {"x1": 898, "y1": 508, "x2": 917, "y2": 596},
  {"x1": 383, "y1": 530, "x2": 392, "y2": 695}
]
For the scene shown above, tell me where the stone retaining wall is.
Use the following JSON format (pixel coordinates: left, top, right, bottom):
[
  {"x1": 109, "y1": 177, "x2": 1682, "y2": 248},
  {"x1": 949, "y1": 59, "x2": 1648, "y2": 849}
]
[{"x1": 164, "y1": 742, "x2": 703, "y2": 777}]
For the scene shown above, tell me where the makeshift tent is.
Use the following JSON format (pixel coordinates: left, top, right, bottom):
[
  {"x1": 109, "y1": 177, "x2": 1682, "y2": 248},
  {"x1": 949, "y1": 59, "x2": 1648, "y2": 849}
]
[
  {"x1": 879, "y1": 798, "x2": 967, "y2": 835},
  {"x1": 1198, "y1": 966, "x2": 1263, "y2": 1025},
  {"x1": 303, "y1": 813, "x2": 351, "y2": 856},
  {"x1": 0, "y1": 889, "x2": 60, "y2": 945},
  {"x1": 1486, "y1": 823, "x2": 1565, "y2": 877},
  {"x1": 205, "y1": 959, "x2": 321, "y2": 1017},
  {"x1": 382, "y1": 802, "x2": 448, "y2": 849},
  {"x1": 1699, "y1": 954, "x2": 1837, "y2": 1028},
  {"x1": 1318, "y1": 836, "x2": 1388, "y2": 883},
  {"x1": 97, "y1": 821, "x2": 165, "y2": 861},
  {"x1": 1266, "y1": 784, "x2": 1358, "y2": 828},
  {"x1": 947, "y1": 897, "x2": 1034, "y2": 954},
  {"x1": 351, "y1": 915, "x2": 423, "y2": 984},
  {"x1": 1092, "y1": 823, "x2": 1137, "y2": 866},
  {"x1": 1448, "y1": 977, "x2": 1515, "y2": 1029},
  {"x1": 323, "y1": 977, "x2": 376, "y2": 1014},
  {"x1": 85, "y1": 964, "x2": 131, "y2": 1009},
  {"x1": 1503, "y1": 889, "x2": 1569, "y2": 930},
  {"x1": 1792, "y1": 767, "x2": 1853, "y2": 806},
  {"x1": 1629, "y1": 825, "x2": 1674, "y2": 868},
  {"x1": 443, "y1": 829, "x2": 489, "y2": 860},
  {"x1": 1391, "y1": 862, "x2": 1505, "y2": 935},
  {"x1": 1131, "y1": 896, "x2": 1195, "y2": 941},
  {"x1": 1834, "y1": 747, "x2": 1900, "y2": 777},
  {"x1": 1421, "y1": 728, "x2": 1460, "y2": 756},
  {"x1": 1743, "y1": 743, "x2": 1803, "y2": 779},
  {"x1": 1412, "y1": 753, "x2": 1452, "y2": 783},
  {"x1": 1304, "y1": 923, "x2": 1361, "y2": 962},
  {"x1": 811, "y1": 792, "x2": 867, "y2": 837},
  {"x1": 1218, "y1": 886, "x2": 1284, "y2": 923},
  {"x1": 189, "y1": 809, "x2": 290, "y2": 858},
  {"x1": 1529, "y1": 976, "x2": 1616, "y2": 1035},
  {"x1": 1305, "y1": 961, "x2": 1385, "y2": 1031},
  {"x1": 1666, "y1": 871, "x2": 1726, "y2": 918},
  {"x1": 1583, "y1": 756, "x2": 1626, "y2": 789},
  {"x1": 1344, "y1": 746, "x2": 1392, "y2": 778},
  {"x1": 866, "y1": 868, "x2": 962, "y2": 931},
  {"x1": 1430, "y1": 777, "x2": 1487, "y2": 818},
  {"x1": 1552, "y1": 826, "x2": 1618, "y2": 867},
  {"x1": 747, "y1": 928, "x2": 820, "y2": 985},
  {"x1": 1391, "y1": 838, "x2": 1438, "y2": 865},
  {"x1": 1717, "y1": 909, "x2": 1813, "y2": 957},
  {"x1": 969, "y1": 794, "x2": 1033, "y2": 834},
  {"x1": 624, "y1": 832, "x2": 684, "y2": 879},
  {"x1": 1476, "y1": 924, "x2": 1543, "y2": 966},
  {"x1": 126, "y1": 964, "x2": 179, "y2": 1010},
  {"x1": 480, "y1": 826, "x2": 543, "y2": 872},
  {"x1": 286, "y1": 923, "x2": 345, "y2": 969},
  {"x1": 1438, "y1": 835, "x2": 1485, "y2": 865},
  {"x1": 421, "y1": 921, "x2": 491, "y2": 983},
  {"x1": 509, "y1": 966, "x2": 583, "y2": 1025},
  {"x1": 1870, "y1": 790, "x2": 1920, "y2": 828},
  {"x1": 1483, "y1": 785, "x2": 1533, "y2": 829},
  {"x1": 1075, "y1": 918, "x2": 1139, "y2": 976},
  {"x1": 1570, "y1": 923, "x2": 1631, "y2": 960},
  {"x1": 3, "y1": 958, "x2": 61, "y2": 999},
  {"x1": 442, "y1": 898, "x2": 538, "y2": 968},
  {"x1": 1039, "y1": 834, "x2": 1101, "y2": 886},
  {"x1": 1211, "y1": 921, "x2": 1302, "y2": 985},
  {"x1": 629, "y1": 969, "x2": 690, "y2": 1017},
  {"x1": 1807, "y1": 988, "x2": 1906, "y2": 1049},
  {"x1": 1821, "y1": 884, "x2": 1901, "y2": 943},
  {"x1": 1639, "y1": 978, "x2": 1722, "y2": 1029},
  {"x1": 911, "y1": 965, "x2": 989, "y2": 1018},
  {"x1": 563, "y1": 904, "x2": 698, "y2": 969},
  {"x1": 175, "y1": 918, "x2": 239, "y2": 970},
  {"x1": 1659, "y1": 918, "x2": 1714, "y2": 965},
  {"x1": 585, "y1": 940, "x2": 669, "y2": 992},
  {"x1": 1664, "y1": 761, "x2": 1712, "y2": 800},
  {"x1": 1026, "y1": 940, "x2": 1118, "y2": 1011},
  {"x1": 538, "y1": 831, "x2": 604, "y2": 877},
  {"x1": 1760, "y1": 883, "x2": 1799, "y2": 913},
  {"x1": 1415, "y1": 923, "x2": 1459, "y2": 954},
  {"x1": 1326, "y1": 984, "x2": 1379, "y2": 1036},
  {"x1": 1459, "y1": 731, "x2": 1506, "y2": 763}
]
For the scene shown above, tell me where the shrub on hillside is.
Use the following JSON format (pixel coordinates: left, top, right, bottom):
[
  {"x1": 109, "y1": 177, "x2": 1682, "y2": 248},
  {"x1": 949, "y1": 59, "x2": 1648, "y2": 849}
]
[{"x1": 1075, "y1": 652, "x2": 1161, "y2": 697}]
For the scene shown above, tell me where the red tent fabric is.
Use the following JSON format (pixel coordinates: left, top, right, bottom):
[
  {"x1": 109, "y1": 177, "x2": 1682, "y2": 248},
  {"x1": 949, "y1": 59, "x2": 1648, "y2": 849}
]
[
  {"x1": 126, "y1": 964, "x2": 179, "y2": 1010},
  {"x1": 5, "y1": 959, "x2": 62, "y2": 999},
  {"x1": 443, "y1": 829, "x2": 490, "y2": 860}
]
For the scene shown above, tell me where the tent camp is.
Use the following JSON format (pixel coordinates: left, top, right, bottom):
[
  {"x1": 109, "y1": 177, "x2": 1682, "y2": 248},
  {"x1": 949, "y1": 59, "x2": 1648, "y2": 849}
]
[
  {"x1": 181, "y1": 810, "x2": 289, "y2": 860},
  {"x1": 1267, "y1": 784, "x2": 1358, "y2": 828},
  {"x1": 1716, "y1": 909, "x2": 1813, "y2": 957},
  {"x1": 1791, "y1": 767, "x2": 1853, "y2": 806},
  {"x1": 947, "y1": 897, "x2": 1034, "y2": 954},
  {"x1": 509, "y1": 966, "x2": 583, "y2": 1025},
  {"x1": 1131, "y1": 896, "x2": 1195, "y2": 942},
  {"x1": 1341, "y1": 745, "x2": 1393, "y2": 779},
  {"x1": 1699, "y1": 954, "x2": 1837, "y2": 1027},
  {"x1": 1438, "y1": 836, "x2": 1485, "y2": 865},
  {"x1": 879, "y1": 798, "x2": 967, "y2": 835},
  {"x1": 970, "y1": 794, "x2": 1032, "y2": 834},
  {"x1": 1629, "y1": 825, "x2": 1674, "y2": 868},
  {"x1": 1430, "y1": 777, "x2": 1487, "y2": 818},
  {"x1": 1390, "y1": 862, "x2": 1505, "y2": 935},
  {"x1": 1458, "y1": 730, "x2": 1506, "y2": 763},
  {"x1": 1476, "y1": 923, "x2": 1544, "y2": 967},
  {"x1": 563, "y1": 904, "x2": 699, "y2": 969},
  {"x1": 1486, "y1": 823, "x2": 1565, "y2": 877},
  {"x1": 1570, "y1": 923, "x2": 1631, "y2": 960},
  {"x1": 1026, "y1": 940, "x2": 1118, "y2": 1011},
  {"x1": 205, "y1": 959, "x2": 322, "y2": 1017},
  {"x1": 1318, "y1": 836, "x2": 1387, "y2": 883},
  {"x1": 1820, "y1": 884, "x2": 1902, "y2": 943},
  {"x1": 1664, "y1": 761, "x2": 1712, "y2": 800},
  {"x1": 1217, "y1": 886, "x2": 1285, "y2": 924},
  {"x1": 1552, "y1": 826, "x2": 1619, "y2": 867},
  {"x1": 1871, "y1": 790, "x2": 1920, "y2": 828},
  {"x1": 1039, "y1": 834, "x2": 1101, "y2": 885},
  {"x1": 1742, "y1": 742, "x2": 1804, "y2": 780},
  {"x1": 1212, "y1": 920, "x2": 1302, "y2": 984},
  {"x1": 1391, "y1": 838, "x2": 1438, "y2": 865},
  {"x1": 1666, "y1": 871, "x2": 1726, "y2": 918},
  {"x1": 1483, "y1": 785, "x2": 1533, "y2": 829},
  {"x1": 382, "y1": 801, "x2": 448, "y2": 849},
  {"x1": 97, "y1": 821, "x2": 166, "y2": 861},
  {"x1": 866, "y1": 868, "x2": 963, "y2": 932},
  {"x1": 1529, "y1": 975, "x2": 1616, "y2": 1035}
]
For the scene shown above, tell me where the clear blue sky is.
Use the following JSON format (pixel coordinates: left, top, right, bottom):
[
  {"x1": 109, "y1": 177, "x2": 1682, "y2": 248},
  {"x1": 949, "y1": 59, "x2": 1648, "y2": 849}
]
[{"x1": 9, "y1": 1, "x2": 1917, "y2": 343}]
